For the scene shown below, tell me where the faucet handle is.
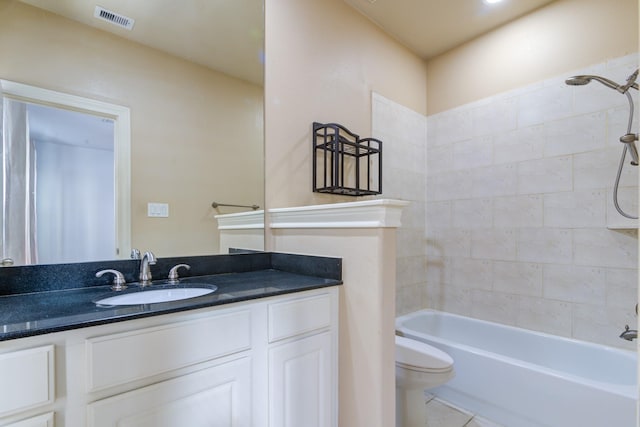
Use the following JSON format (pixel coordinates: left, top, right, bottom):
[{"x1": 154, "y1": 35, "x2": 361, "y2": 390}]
[
  {"x1": 130, "y1": 248, "x2": 141, "y2": 259},
  {"x1": 96, "y1": 269, "x2": 127, "y2": 291},
  {"x1": 168, "y1": 264, "x2": 191, "y2": 284}
]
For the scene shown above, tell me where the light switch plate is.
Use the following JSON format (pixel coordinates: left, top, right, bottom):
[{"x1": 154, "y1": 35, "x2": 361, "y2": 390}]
[{"x1": 147, "y1": 202, "x2": 169, "y2": 217}]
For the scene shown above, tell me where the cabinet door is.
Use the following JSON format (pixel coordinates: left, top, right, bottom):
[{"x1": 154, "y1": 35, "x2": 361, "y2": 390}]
[
  {"x1": 87, "y1": 356, "x2": 251, "y2": 427},
  {"x1": 0, "y1": 345, "x2": 54, "y2": 417},
  {"x1": 269, "y1": 332, "x2": 335, "y2": 427}
]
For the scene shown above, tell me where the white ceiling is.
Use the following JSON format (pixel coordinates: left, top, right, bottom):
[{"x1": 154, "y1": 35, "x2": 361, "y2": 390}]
[
  {"x1": 342, "y1": 0, "x2": 559, "y2": 59},
  {"x1": 18, "y1": 0, "x2": 264, "y2": 85}
]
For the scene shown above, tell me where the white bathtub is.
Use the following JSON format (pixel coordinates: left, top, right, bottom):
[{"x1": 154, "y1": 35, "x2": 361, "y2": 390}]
[{"x1": 396, "y1": 310, "x2": 638, "y2": 427}]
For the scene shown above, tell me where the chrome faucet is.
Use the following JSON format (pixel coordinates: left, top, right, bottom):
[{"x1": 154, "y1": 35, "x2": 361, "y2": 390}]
[
  {"x1": 139, "y1": 251, "x2": 157, "y2": 286},
  {"x1": 619, "y1": 325, "x2": 637, "y2": 341}
]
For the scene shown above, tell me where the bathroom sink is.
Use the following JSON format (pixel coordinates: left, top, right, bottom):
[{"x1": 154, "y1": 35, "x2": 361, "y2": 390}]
[{"x1": 95, "y1": 287, "x2": 216, "y2": 306}]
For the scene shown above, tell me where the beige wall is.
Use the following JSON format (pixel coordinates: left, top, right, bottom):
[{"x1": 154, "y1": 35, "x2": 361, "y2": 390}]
[
  {"x1": 426, "y1": 0, "x2": 639, "y2": 114},
  {"x1": 264, "y1": 0, "x2": 427, "y2": 210},
  {"x1": 0, "y1": 0, "x2": 263, "y2": 258}
]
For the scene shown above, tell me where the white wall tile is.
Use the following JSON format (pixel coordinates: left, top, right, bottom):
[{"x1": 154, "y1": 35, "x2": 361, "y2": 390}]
[
  {"x1": 453, "y1": 136, "x2": 493, "y2": 170},
  {"x1": 572, "y1": 303, "x2": 636, "y2": 350},
  {"x1": 606, "y1": 53, "x2": 639, "y2": 70},
  {"x1": 493, "y1": 261, "x2": 543, "y2": 297},
  {"x1": 452, "y1": 258, "x2": 493, "y2": 290},
  {"x1": 608, "y1": 104, "x2": 639, "y2": 148},
  {"x1": 544, "y1": 112, "x2": 607, "y2": 157},
  {"x1": 543, "y1": 190, "x2": 606, "y2": 228},
  {"x1": 426, "y1": 201, "x2": 452, "y2": 228},
  {"x1": 516, "y1": 296, "x2": 572, "y2": 337},
  {"x1": 397, "y1": 227, "x2": 426, "y2": 258},
  {"x1": 402, "y1": 200, "x2": 426, "y2": 228},
  {"x1": 396, "y1": 283, "x2": 427, "y2": 316},
  {"x1": 430, "y1": 108, "x2": 474, "y2": 146},
  {"x1": 473, "y1": 97, "x2": 518, "y2": 136},
  {"x1": 471, "y1": 164, "x2": 518, "y2": 198},
  {"x1": 426, "y1": 282, "x2": 473, "y2": 314},
  {"x1": 605, "y1": 268, "x2": 637, "y2": 309},
  {"x1": 573, "y1": 229, "x2": 638, "y2": 269},
  {"x1": 517, "y1": 156, "x2": 572, "y2": 195},
  {"x1": 573, "y1": 147, "x2": 636, "y2": 190},
  {"x1": 426, "y1": 228, "x2": 472, "y2": 258},
  {"x1": 542, "y1": 264, "x2": 605, "y2": 305},
  {"x1": 517, "y1": 83, "x2": 573, "y2": 128},
  {"x1": 471, "y1": 290, "x2": 519, "y2": 325},
  {"x1": 452, "y1": 198, "x2": 492, "y2": 228},
  {"x1": 605, "y1": 186, "x2": 638, "y2": 227},
  {"x1": 397, "y1": 255, "x2": 427, "y2": 287},
  {"x1": 431, "y1": 169, "x2": 474, "y2": 201},
  {"x1": 427, "y1": 145, "x2": 454, "y2": 175},
  {"x1": 471, "y1": 228, "x2": 517, "y2": 261},
  {"x1": 517, "y1": 228, "x2": 573, "y2": 264},
  {"x1": 572, "y1": 82, "x2": 627, "y2": 116},
  {"x1": 493, "y1": 125, "x2": 545, "y2": 165},
  {"x1": 385, "y1": 168, "x2": 424, "y2": 200},
  {"x1": 426, "y1": 256, "x2": 452, "y2": 285},
  {"x1": 493, "y1": 195, "x2": 543, "y2": 228}
]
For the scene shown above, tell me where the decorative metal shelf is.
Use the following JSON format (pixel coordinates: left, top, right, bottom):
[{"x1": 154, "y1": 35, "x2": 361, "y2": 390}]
[{"x1": 312, "y1": 122, "x2": 382, "y2": 196}]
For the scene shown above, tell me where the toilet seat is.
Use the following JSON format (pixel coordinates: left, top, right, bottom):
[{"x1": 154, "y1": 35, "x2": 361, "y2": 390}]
[{"x1": 395, "y1": 335, "x2": 453, "y2": 374}]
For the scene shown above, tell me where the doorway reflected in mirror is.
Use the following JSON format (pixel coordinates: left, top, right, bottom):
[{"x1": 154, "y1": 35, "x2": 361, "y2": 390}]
[
  {"x1": 2, "y1": 100, "x2": 116, "y2": 265},
  {"x1": 0, "y1": 80, "x2": 131, "y2": 266}
]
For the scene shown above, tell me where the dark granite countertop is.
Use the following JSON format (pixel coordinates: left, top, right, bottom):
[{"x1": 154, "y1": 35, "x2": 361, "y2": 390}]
[{"x1": 0, "y1": 252, "x2": 342, "y2": 341}]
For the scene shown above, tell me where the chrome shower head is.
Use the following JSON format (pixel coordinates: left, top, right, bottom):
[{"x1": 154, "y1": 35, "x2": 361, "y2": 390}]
[
  {"x1": 564, "y1": 75, "x2": 622, "y2": 91},
  {"x1": 565, "y1": 76, "x2": 592, "y2": 86}
]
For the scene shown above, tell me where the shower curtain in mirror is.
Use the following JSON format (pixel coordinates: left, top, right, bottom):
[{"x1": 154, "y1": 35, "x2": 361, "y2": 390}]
[{"x1": 1, "y1": 97, "x2": 37, "y2": 265}]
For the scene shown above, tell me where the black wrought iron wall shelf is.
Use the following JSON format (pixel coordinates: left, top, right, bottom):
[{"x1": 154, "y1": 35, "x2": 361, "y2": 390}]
[{"x1": 312, "y1": 122, "x2": 382, "y2": 196}]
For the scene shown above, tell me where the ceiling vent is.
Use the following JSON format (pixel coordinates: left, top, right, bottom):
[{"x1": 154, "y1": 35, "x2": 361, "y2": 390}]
[{"x1": 93, "y1": 6, "x2": 135, "y2": 30}]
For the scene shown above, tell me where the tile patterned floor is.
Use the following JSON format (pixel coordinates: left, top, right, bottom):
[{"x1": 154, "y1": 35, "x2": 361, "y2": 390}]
[{"x1": 424, "y1": 395, "x2": 505, "y2": 427}]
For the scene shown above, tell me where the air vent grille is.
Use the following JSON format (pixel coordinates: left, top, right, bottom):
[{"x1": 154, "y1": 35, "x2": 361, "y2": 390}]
[{"x1": 94, "y1": 6, "x2": 135, "y2": 30}]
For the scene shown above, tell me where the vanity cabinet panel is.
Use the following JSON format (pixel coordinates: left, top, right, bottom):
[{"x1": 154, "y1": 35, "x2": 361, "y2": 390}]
[
  {"x1": 86, "y1": 308, "x2": 251, "y2": 392},
  {"x1": 268, "y1": 293, "x2": 332, "y2": 342},
  {"x1": 87, "y1": 356, "x2": 252, "y2": 427},
  {"x1": 269, "y1": 331, "x2": 334, "y2": 427},
  {"x1": 2, "y1": 412, "x2": 54, "y2": 427},
  {"x1": 0, "y1": 345, "x2": 54, "y2": 418}
]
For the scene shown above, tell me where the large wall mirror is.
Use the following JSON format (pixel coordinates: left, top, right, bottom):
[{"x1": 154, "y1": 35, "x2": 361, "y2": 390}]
[{"x1": 0, "y1": 0, "x2": 264, "y2": 266}]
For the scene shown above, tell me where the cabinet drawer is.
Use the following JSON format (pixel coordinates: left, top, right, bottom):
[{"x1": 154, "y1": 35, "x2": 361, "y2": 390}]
[
  {"x1": 268, "y1": 293, "x2": 332, "y2": 342},
  {"x1": 0, "y1": 346, "x2": 54, "y2": 417},
  {"x1": 86, "y1": 309, "x2": 251, "y2": 391},
  {"x1": 3, "y1": 412, "x2": 55, "y2": 427},
  {"x1": 87, "y1": 357, "x2": 251, "y2": 427}
]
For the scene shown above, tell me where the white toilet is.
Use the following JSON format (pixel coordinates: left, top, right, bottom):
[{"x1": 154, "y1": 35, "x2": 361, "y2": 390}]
[{"x1": 395, "y1": 334, "x2": 454, "y2": 427}]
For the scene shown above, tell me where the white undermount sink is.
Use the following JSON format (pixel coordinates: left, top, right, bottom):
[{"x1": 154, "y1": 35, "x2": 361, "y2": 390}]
[{"x1": 96, "y1": 287, "x2": 216, "y2": 306}]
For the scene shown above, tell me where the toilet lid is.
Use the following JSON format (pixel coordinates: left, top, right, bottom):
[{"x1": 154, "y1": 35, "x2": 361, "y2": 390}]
[{"x1": 396, "y1": 335, "x2": 453, "y2": 372}]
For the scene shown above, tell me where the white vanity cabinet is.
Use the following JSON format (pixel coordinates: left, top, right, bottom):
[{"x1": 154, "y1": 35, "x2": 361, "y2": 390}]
[
  {"x1": 0, "y1": 286, "x2": 338, "y2": 427},
  {"x1": 267, "y1": 293, "x2": 338, "y2": 427}
]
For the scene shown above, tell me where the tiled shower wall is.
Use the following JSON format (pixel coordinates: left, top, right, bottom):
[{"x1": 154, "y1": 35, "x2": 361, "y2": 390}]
[
  {"x1": 426, "y1": 54, "x2": 639, "y2": 350},
  {"x1": 372, "y1": 93, "x2": 428, "y2": 316}
]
